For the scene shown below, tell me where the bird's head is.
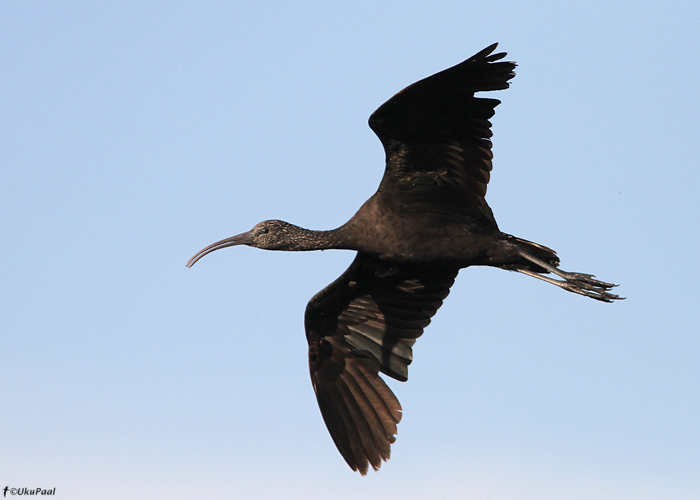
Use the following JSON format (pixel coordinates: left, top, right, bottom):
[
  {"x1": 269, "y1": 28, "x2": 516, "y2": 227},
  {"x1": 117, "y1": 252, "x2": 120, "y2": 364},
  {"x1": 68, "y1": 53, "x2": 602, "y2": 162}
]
[{"x1": 186, "y1": 220, "x2": 301, "y2": 267}]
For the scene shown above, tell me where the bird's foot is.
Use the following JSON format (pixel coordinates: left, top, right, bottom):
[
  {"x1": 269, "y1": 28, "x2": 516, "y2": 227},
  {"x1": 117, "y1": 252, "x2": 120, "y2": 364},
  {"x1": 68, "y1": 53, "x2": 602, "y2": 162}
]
[
  {"x1": 555, "y1": 271, "x2": 622, "y2": 302},
  {"x1": 514, "y1": 249, "x2": 624, "y2": 302}
]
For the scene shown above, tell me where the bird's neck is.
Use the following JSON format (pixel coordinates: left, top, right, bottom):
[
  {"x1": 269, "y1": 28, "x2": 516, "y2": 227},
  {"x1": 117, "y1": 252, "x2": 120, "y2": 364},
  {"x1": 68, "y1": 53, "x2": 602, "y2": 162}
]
[{"x1": 282, "y1": 225, "x2": 352, "y2": 251}]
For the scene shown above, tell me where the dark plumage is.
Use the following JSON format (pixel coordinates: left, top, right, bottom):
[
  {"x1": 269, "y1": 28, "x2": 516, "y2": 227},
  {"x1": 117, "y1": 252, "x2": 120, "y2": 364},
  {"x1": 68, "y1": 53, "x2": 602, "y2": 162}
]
[{"x1": 187, "y1": 43, "x2": 623, "y2": 474}]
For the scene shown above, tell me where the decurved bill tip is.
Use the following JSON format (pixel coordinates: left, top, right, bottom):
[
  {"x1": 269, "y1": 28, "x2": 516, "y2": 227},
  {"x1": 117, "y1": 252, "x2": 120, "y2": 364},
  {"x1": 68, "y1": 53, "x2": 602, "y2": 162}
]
[{"x1": 186, "y1": 231, "x2": 253, "y2": 268}]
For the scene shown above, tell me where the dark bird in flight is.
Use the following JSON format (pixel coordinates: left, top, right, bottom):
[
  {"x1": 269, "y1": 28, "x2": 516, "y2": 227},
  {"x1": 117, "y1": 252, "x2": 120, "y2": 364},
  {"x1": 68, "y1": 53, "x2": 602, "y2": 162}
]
[{"x1": 187, "y1": 43, "x2": 622, "y2": 474}]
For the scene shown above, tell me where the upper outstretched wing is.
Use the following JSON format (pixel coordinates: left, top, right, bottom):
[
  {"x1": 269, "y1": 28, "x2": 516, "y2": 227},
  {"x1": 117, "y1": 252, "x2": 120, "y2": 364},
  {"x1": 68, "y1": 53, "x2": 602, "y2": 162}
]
[
  {"x1": 368, "y1": 43, "x2": 516, "y2": 226},
  {"x1": 305, "y1": 253, "x2": 458, "y2": 474}
]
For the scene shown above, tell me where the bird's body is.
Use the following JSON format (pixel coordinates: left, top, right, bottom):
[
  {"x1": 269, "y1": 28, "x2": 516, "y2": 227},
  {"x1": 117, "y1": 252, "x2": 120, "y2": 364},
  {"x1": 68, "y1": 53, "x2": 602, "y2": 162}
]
[
  {"x1": 339, "y1": 197, "x2": 501, "y2": 264},
  {"x1": 187, "y1": 43, "x2": 622, "y2": 474}
]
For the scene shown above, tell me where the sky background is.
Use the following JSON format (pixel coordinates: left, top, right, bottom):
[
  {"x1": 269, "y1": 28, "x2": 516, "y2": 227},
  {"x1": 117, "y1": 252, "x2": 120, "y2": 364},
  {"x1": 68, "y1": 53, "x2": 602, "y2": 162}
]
[{"x1": 2, "y1": 2, "x2": 699, "y2": 499}]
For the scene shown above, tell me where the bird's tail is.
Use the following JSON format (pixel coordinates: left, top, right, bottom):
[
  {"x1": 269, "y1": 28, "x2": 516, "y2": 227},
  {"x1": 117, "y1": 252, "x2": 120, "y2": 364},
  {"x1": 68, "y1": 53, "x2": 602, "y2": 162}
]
[{"x1": 508, "y1": 236, "x2": 560, "y2": 273}]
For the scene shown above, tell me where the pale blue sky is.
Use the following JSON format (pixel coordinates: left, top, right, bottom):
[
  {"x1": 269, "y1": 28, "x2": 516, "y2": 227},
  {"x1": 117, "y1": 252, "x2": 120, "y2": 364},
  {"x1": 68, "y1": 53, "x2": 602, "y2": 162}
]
[{"x1": 2, "y1": 2, "x2": 699, "y2": 499}]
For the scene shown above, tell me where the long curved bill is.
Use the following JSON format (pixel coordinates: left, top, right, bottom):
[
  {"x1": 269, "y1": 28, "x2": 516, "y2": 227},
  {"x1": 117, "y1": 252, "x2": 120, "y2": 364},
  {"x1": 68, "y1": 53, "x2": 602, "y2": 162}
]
[{"x1": 186, "y1": 231, "x2": 253, "y2": 268}]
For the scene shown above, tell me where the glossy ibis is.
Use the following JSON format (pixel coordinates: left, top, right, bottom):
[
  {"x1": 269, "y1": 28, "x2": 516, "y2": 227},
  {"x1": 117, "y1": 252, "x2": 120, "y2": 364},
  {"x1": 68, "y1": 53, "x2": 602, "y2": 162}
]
[{"x1": 187, "y1": 43, "x2": 622, "y2": 474}]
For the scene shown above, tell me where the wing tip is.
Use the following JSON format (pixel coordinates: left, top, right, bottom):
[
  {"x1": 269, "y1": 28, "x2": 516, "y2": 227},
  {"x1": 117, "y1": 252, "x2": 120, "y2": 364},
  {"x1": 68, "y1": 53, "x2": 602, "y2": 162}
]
[{"x1": 473, "y1": 42, "x2": 508, "y2": 63}]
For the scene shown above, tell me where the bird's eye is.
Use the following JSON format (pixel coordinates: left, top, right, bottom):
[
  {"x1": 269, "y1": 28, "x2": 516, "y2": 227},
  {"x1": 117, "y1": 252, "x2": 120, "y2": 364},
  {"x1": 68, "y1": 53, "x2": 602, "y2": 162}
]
[{"x1": 259, "y1": 227, "x2": 269, "y2": 234}]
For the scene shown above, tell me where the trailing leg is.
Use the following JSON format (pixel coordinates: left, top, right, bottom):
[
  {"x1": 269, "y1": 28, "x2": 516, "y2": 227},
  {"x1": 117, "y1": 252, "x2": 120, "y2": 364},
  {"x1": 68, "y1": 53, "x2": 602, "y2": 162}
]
[{"x1": 512, "y1": 246, "x2": 623, "y2": 303}]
